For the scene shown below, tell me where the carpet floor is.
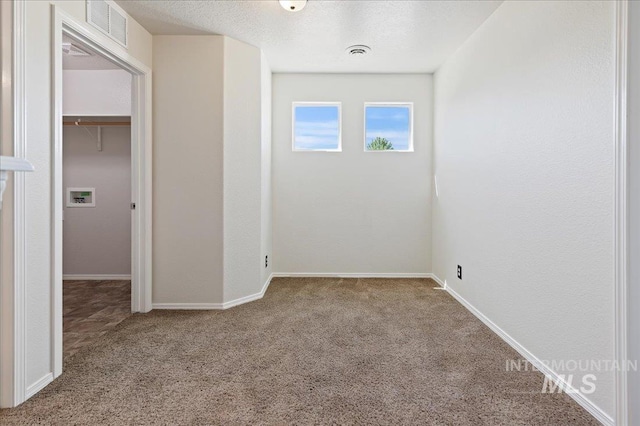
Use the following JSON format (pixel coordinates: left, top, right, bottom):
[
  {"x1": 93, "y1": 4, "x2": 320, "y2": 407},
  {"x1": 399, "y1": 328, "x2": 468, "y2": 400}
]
[{"x1": 0, "y1": 278, "x2": 598, "y2": 425}]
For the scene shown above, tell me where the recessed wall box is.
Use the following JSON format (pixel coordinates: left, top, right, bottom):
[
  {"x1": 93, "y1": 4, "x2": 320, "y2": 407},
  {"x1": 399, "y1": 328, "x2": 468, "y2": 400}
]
[{"x1": 67, "y1": 188, "x2": 96, "y2": 207}]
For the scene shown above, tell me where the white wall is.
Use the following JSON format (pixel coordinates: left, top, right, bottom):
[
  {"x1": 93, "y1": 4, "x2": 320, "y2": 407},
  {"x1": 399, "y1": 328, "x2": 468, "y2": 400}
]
[
  {"x1": 63, "y1": 126, "x2": 131, "y2": 276},
  {"x1": 0, "y1": 0, "x2": 151, "y2": 406},
  {"x1": 628, "y1": 1, "x2": 640, "y2": 423},
  {"x1": 153, "y1": 35, "x2": 270, "y2": 305},
  {"x1": 152, "y1": 36, "x2": 225, "y2": 304},
  {"x1": 63, "y1": 70, "x2": 131, "y2": 116},
  {"x1": 432, "y1": 0, "x2": 615, "y2": 418},
  {"x1": 260, "y1": 53, "x2": 273, "y2": 287},
  {"x1": 222, "y1": 37, "x2": 264, "y2": 302},
  {"x1": 272, "y1": 74, "x2": 432, "y2": 275}
]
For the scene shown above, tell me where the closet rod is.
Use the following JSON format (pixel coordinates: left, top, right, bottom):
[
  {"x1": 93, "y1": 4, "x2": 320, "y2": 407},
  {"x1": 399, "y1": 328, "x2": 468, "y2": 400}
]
[{"x1": 63, "y1": 121, "x2": 131, "y2": 127}]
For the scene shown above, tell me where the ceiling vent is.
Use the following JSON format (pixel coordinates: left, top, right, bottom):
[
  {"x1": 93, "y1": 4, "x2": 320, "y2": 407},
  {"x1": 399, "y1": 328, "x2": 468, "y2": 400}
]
[
  {"x1": 62, "y1": 42, "x2": 92, "y2": 57},
  {"x1": 86, "y1": 0, "x2": 129, "y2": 48},
  {"x1": 346, "y1": 45, "x2": 371, "y2": 56}
]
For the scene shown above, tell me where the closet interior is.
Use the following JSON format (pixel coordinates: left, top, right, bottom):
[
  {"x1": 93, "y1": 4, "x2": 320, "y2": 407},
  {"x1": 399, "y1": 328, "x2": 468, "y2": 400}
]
[{"x1": 62, "y1": 35, "x2": 133, "y2": 359}]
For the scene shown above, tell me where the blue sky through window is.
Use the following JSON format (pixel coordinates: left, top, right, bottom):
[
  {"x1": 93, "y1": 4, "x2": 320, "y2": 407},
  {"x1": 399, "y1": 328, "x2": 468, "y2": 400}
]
[
  {"x1": 365, "y1": 105, "x2": 412, "y2": 151},
  {"x1": 294, "y1": 105, "x2": 340, "y2": 150}
]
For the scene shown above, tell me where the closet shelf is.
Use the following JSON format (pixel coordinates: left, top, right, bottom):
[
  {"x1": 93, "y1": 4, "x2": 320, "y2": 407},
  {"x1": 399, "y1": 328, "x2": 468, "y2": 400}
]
[{"x1": 63, "y1": 121, "x2": 130, "y2": 127}]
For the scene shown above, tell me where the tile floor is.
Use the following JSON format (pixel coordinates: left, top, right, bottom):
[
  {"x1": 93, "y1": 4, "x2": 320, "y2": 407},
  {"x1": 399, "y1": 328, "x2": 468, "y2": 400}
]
[{"x1": 63, "y1": 280, "x2": 131, "y2": 360}]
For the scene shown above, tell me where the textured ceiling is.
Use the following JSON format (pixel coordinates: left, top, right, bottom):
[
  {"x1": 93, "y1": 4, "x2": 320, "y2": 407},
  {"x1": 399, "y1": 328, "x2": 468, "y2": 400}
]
[
  {"x1": 63, "y1": 35, "x2": 122, "y2": 70},
  {"x1": 116, "y1": 0, "x2": 503, "y2": 73}
]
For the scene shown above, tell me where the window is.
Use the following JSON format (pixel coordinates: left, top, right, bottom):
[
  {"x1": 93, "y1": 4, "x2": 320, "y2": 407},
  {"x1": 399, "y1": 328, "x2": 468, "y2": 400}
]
[
  {"x1": 292, "y1": 102, "x2": 341, "y2": 151},
  {"x1": 364, "y1": 103, "x2": 413, "y2": 152}
]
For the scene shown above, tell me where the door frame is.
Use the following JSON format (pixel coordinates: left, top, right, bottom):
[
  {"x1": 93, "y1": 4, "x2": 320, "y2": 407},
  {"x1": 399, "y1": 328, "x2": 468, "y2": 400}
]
[
  {"x1": 614, "y1": 1, "x2": 631, "y2": 425},
  {"x1": 1, "y1": 3, "x2": 153, "y2": 407},
  {"x1": 0, "y1": 0, "x2": 24, "y2": 408},
  {"x1": 50, "y1": 6, "x2": 152, "y2": 377}
]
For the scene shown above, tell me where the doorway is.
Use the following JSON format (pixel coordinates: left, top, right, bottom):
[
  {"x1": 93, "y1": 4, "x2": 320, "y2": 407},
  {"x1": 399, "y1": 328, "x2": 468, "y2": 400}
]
[
  {"x1": 61, "y1": 35, "x2": 133, "y2": 359},
  {"x1": 51, "y1": 8, "x2": 153, "y2": 379},
  {"x1": 0, "y1": 4, "x2": 152, "y2": 408}
]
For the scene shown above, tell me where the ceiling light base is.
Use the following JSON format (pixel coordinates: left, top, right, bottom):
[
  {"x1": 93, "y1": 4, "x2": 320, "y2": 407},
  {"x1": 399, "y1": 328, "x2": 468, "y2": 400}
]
[{"x1": 279, "y1": 0, "x2": 307, "y2": 12}]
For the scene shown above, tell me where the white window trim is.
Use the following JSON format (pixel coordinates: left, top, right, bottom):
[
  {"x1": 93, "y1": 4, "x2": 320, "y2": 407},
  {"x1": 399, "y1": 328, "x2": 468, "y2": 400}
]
[
  {"x1": 363, "y1": 102, "x2": 414, "y2": 152},
  {"x1": 292, "y1": 102, "x2": 342, "y2": 152}
]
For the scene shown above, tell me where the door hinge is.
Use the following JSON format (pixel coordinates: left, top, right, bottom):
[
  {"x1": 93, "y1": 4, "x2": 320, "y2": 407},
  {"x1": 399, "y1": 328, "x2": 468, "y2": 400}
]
[{"x1": 131, "y1": 202, "x2": 136, "y2": 210}]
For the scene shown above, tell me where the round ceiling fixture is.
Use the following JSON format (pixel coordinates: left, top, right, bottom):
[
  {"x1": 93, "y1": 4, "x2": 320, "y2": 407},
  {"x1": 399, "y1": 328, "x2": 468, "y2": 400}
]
[
  {"x1": 279, "y1": 0, "x2": 307, "y2": 12},
  {"x1": 346, "y1": 45, "x2": 371, "y2": 56}
]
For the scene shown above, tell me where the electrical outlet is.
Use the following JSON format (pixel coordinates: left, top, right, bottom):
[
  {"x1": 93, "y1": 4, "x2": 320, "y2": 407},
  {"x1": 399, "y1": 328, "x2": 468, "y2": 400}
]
[
  {"x1": 457, "y1": 265, "x2": 462, "y2": 280},
  {"x1": 265, "y1": 255, "x2": 268, "y2": 268}
]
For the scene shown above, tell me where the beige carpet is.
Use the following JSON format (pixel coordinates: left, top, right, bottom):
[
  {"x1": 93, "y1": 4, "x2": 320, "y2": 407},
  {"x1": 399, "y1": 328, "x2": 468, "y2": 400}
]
[{"x1": 1, "y1": 278, "x2": 597, "y2": 425}]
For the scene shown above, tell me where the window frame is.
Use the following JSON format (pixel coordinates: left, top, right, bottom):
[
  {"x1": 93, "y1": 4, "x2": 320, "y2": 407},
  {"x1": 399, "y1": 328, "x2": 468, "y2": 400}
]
[
  {"x1": 292, "y1": 101, "x2": 343, "y2": 152},
  {"x1": 363, "y1": 102, "x2": 414, "y2": 153}
]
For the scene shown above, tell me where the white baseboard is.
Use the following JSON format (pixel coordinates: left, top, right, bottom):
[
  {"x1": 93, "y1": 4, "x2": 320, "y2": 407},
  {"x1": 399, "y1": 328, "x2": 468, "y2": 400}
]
[
  {"x1": 152, "y1": 273, "x2": 274, "y2": 311},
  {"x1": 443, "y1": 282, "x2": 613, "y2": 426},
  {"x1": 63, "y1": 274, "x2": 131, "y2": 281},
  {"x1": 428, "y1": 273, "x2": 446, "y2": 287},
  {"x1": 272, "y1": 272, "x2": 432, "y2": 279},
  {"x1": 25, "y1": 373, "x2": 53, "y2": 399},
  {"x1": 151, "y1": 302, "x2": 225, "y2": 310}
]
